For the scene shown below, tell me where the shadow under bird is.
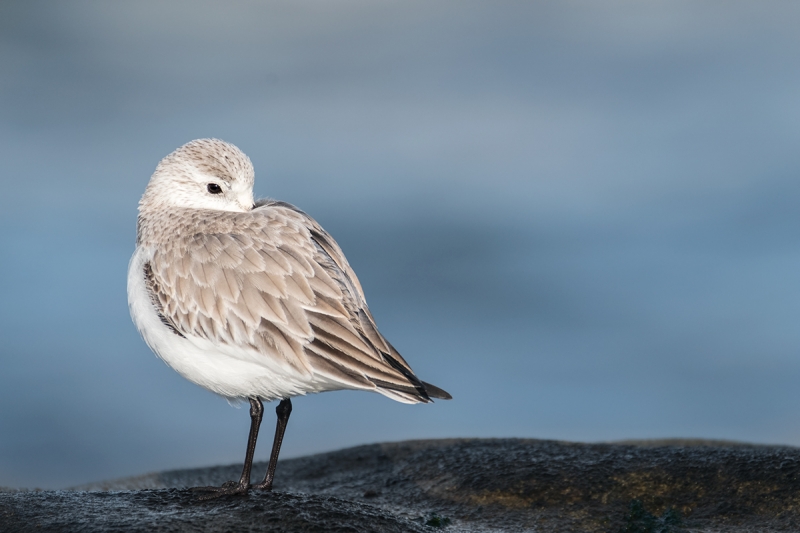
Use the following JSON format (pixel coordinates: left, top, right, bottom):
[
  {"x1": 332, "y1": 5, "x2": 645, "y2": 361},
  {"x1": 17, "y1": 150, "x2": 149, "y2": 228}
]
[{"x1": 127, "y1": 139, "x2": 451, "y2": 496}]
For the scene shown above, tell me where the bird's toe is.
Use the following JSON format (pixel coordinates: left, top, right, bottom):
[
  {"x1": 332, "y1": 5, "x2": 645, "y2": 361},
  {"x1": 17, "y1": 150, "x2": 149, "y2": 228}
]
[{"x1": 191, "y1": 481, "x2": 250, "y2": 500}]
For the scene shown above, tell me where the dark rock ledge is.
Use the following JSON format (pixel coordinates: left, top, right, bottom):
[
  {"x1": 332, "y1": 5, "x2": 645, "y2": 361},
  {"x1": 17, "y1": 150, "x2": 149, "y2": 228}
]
[{"x1": 3, "y1": 438, "x2": 800, "y2": 532}]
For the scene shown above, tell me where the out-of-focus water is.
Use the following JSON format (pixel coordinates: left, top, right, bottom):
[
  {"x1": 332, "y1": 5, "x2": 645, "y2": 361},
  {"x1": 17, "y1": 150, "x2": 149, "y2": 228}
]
[{"x1": 2, "y1": 0, "x2": 800, "y2": 488}]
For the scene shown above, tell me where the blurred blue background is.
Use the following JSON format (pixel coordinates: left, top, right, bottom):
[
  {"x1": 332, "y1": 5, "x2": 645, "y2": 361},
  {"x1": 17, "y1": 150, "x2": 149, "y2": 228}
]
[{"x1": 2, "y1": 0, "x2": 800, "y2": 489}]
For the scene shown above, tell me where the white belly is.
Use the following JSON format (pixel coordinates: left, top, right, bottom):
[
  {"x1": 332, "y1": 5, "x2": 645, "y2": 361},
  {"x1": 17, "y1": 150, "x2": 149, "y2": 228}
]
[{"x1": 127, "y1": 247, "x2": 337, "y2": 401}]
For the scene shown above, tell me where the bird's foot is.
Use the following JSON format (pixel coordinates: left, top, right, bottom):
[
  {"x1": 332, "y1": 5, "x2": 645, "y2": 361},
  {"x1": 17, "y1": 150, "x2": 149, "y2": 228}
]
[
  {"x1": 249, "y1": 480, "x2": 273, "y2": 491},
  {"x1": 191, "y1": 480, "x2": 250, "y2": 500}
]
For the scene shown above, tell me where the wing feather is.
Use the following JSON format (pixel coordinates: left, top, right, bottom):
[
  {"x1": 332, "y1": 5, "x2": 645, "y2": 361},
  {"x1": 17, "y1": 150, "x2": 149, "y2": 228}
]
[
  {"x1": 307, "y1": 293, "x2": 349, "y2": 318},
  {"x1": 280, "y1": 299, "x2": 314, "y2": 338},
  {"x1": 220, "y1": 268, "x2": 241, "y2": 302},
  {"x1": 174, "y1": 254, "x2": 190, "y2": 279},
  {"x1": 307, "y1": 313, "x2": 375, "y2": 358},
  {"x1": 199, "y1": 234, "x2": 224, "y2": 260},
  {"x1": 308, "y1": 262, "x2": 342, "y2": 299},
  {"x1": 241, "y1": 246, "x2": 267, "y2": 272},
  {"x1": 278, "y1": 242, "x2": 310, "y2": 273},
  {"x1": 262, "y1": 247, "x2": 291, "y2": 273},
  {"x1": 216, "y1": 235, "x2": 245, "y2": 268},
  {"x1": 188, "y1": 259, "x2": 207, "y2": 287},
  {"x1": 306, "y1": 338, "x2": 409, "y2": 386},
  {"x1": 284, "y1": 270, "x2": 314, "y2": 304},
  {"x1": 241, "y1": 280, "x2": 285, "y2": 325},
  {"x1": 257, "y1": 320, "x2": 311, "y2": 375},
  {"x1": 144, "y1": 202, "x2": 437, "y2": 402},
  {"x1": 248, "y1": 270, "x2": 285, "y2": 299},
  {"x1": 303, "y1": 346, "x2": 376, "y2": 389}
]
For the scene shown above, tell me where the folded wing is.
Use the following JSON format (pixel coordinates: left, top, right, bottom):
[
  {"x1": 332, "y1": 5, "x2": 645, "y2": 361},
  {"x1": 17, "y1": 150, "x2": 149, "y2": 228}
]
[{"x1": 145, "y1": 201, "x2": 449, "y2": 403}]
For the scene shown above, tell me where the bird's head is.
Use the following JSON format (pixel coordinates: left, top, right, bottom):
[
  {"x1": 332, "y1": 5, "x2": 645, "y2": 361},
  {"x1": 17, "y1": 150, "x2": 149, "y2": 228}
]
[{"x1": 140, "y1": 138, "x2": 256, "y2": 214}]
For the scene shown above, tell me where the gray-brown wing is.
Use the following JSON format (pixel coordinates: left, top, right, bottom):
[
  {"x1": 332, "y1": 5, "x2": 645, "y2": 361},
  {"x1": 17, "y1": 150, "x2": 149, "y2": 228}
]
[
  {"x1": 260, "y1": 202, "x2": 435, "y2": 401},
  {"x1": 145, "y1": 203, "x2": 431, "y2": 401},
  {"x1": 264, "y1": 203, "x2": 427, "y2": 370}
]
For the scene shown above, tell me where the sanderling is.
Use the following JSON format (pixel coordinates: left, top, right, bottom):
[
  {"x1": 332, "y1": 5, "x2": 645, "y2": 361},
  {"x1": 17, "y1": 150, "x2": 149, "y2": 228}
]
[{"x1": 127, "y1": 139, "x2": 450, "y2": 496}]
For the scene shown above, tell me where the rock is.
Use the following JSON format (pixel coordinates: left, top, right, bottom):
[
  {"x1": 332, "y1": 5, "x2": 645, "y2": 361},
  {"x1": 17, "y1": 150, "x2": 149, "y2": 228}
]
[
  {"x1": 3, "y1": 438, "x2": 800, "y2": 532},
  {"x1": 0, "y1": 489, "x2": 425, "y2": 532}
]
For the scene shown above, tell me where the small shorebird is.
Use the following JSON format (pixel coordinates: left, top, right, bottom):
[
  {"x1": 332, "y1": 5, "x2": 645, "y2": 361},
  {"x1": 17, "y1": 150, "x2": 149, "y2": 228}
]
[{"x1": 128, "y1": 139, "x2": 450, "y2": 496}]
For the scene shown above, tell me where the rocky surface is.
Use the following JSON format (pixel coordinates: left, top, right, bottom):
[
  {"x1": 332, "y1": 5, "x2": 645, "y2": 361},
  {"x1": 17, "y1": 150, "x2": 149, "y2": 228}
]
[{"x1": 3, "y1": 438, "x2": 800, "y2": 532}]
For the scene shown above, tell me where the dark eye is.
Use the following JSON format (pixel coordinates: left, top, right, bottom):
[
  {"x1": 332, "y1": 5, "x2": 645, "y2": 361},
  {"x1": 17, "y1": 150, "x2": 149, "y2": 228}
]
[{"x1": 207, "y1": 183, "x2": 223, "y2": 194}]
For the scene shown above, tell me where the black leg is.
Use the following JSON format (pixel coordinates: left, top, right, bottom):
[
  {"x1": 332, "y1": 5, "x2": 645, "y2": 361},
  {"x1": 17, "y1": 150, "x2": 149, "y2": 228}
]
[
  {"x1": 238, "y1": 397, "x2": 264, "y2": 486},
  {"x1": 252, "y1": 398, "x2": 292, "y2": 491},
  {"x1": 193, "y1": 397, "x2": 263, "y2": 498}
]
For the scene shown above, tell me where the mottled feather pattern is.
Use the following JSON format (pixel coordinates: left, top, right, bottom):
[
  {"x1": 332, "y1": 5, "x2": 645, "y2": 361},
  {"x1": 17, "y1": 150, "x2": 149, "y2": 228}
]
[
  {"x1": 143, "y1": 262, "x2": 184, "y2": 338},
  {"x1": 139, "y1": 201, "x2": 426, "y2": 400}
]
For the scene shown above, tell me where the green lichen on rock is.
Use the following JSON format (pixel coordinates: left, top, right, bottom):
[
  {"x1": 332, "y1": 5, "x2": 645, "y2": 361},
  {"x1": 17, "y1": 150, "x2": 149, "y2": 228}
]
[
  {"x1": 619, "y1": 499, "x2": 683, "y2": 533},
  {"x1": 425, "y1": 513, "x2": 452, "y2": 528}
]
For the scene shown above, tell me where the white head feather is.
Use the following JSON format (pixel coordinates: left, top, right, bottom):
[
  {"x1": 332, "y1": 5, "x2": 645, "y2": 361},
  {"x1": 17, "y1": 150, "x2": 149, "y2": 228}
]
[{"x1": 139, "y1": 138, "x2": 256, "y2": 214}]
